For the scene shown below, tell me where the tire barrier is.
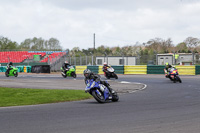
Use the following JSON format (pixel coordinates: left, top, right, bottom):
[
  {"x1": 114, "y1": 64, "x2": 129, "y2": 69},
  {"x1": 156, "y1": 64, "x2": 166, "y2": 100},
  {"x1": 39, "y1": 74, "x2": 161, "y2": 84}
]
[
  {"x1": 124, "y1": 65, "x2": 147, "y2": 74},
  {"x1": 0, "y1": 66, "x2": 6, "y2": 72},
  {"x1": 24, "y1": 66, "x2": 31, "y2": 73},
  {"x1": 147, "y1": 65, "x2": 165, "y2": 74},
  {"x1": 175, "y1": 66, "x2": 195, "y2": 75},
  {"x1": 16, "y1": 66, "x2": 24, "y2": 72},
  {"x1": 75, "y1": 66, "x2": 87, "y2": 74},
  {"x1": 31, "y1": 65, "x2": 50, "y2": 73}
]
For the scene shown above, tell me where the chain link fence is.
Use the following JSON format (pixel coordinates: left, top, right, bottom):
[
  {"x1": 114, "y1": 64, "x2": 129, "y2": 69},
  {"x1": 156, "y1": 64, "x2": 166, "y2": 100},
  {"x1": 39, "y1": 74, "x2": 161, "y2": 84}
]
[{"x1": 1, "y1": 51, "x2": 200, "y2": 72}]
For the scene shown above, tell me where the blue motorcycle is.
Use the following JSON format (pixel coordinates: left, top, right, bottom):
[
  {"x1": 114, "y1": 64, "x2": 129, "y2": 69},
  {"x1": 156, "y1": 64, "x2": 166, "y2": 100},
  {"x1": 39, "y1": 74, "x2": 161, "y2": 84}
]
[{"x1": 85, "y1": 79, "x2": 119, "y2": 103}]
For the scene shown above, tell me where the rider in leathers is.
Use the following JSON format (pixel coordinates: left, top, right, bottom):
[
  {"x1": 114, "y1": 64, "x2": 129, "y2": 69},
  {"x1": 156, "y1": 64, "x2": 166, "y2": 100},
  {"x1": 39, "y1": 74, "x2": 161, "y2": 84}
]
[
  {"x1": 62, "y1": 61, "x2": 71, "y2": 75},
  {"x1": 83, "y1": 69, "x2": 114, "y2": 94},
  {"x1": 6, "y1": 62, "x2": 13, "y2": 74}
]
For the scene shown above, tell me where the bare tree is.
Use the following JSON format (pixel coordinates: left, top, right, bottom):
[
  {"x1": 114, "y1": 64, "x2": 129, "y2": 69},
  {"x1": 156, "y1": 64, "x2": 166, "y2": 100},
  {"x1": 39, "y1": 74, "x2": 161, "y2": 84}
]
[{"x1": 184, "y1": 37, "x2": 200, "y2": 52}]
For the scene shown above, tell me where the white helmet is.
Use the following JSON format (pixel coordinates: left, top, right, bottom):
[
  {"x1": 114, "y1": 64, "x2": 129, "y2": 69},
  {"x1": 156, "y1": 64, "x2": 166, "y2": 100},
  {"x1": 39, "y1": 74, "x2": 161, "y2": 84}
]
[{"x1": 103, "y1": 62, "x2": 107, "y2": 65}]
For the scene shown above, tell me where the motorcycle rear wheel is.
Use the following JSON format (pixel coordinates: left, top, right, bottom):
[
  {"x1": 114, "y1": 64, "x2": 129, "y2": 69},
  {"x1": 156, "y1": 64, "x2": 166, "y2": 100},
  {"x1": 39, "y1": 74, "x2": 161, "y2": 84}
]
[
  {"x1": 5, "y1": 71, "x2": 9, "y2": 77},
  {"x1": 92, "y1": 90, "x2": 105, "y2": 103},
  {"x1": 71, "y1": 72, "x2": 76, "y2": 78}
]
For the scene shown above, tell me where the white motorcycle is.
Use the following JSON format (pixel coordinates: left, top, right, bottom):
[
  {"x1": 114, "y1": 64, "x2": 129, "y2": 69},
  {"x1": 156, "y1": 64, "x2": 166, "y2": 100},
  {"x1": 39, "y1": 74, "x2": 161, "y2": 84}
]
[{"x1": 104, "y1": 67, "x2": 118, "y2": 79}]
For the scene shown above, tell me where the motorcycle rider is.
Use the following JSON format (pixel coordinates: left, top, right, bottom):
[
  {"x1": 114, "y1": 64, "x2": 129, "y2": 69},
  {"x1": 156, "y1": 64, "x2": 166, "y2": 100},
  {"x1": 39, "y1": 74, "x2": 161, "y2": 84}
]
[
  {"x1": 164, "y1": 62, "x2": 172, "y2": 72},
  {"x1": 164, "y1": 62, "x2": 173, "y2": 77},
  {"x1": 62, "y1": 61, "x2": 71, "y2": 75},
  {"x1": 6, "y1": 62, "x2": 13, "y2": 74},
  {"x1": 102, "y1": 62, "x2": 110, "y2": 77},
  {"x1": 83, "y1": 69, "x2": 115, "y2": 94}
]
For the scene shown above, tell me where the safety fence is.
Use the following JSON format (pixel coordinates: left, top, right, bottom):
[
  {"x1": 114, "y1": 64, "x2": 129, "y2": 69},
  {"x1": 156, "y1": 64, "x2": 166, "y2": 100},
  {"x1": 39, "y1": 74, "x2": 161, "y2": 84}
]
[{"x1": 0, "y1": 65, "x2": 200, "y2": 75}]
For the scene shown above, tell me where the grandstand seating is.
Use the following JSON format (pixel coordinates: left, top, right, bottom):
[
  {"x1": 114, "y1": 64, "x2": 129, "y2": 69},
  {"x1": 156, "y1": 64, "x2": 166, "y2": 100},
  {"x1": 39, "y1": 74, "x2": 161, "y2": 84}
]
[
  {"x1": 0, "y1": 51, "x2": 46, "y2": 63},
  {"x1": 40, "y1": 52, "x2": 66, "y2": 63},
  {"x1": 0, "y1": 51, "x2": 66, "y2": 63}
]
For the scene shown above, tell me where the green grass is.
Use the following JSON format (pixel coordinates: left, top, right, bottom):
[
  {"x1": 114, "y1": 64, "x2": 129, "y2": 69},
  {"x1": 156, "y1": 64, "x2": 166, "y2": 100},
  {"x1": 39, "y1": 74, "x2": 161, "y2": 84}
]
[{"x1": 0, "y1": 87, "x2": 92, "y2": 107}]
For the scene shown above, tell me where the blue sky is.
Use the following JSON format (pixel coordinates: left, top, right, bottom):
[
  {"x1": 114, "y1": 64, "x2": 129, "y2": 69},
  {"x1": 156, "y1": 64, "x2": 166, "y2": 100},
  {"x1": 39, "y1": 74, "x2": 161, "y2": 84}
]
[{"x1": 0, "y1": 0, "x2": 200, "y2": 50}]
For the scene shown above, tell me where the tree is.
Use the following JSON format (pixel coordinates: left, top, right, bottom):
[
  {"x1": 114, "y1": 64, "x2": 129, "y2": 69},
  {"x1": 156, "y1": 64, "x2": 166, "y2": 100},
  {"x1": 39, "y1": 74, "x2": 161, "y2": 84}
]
[
  {"x1": 46, "y1": 38, "x2": 62, "y2": 50},
  {"x1": 19, "y1": 39, "x2": 32, "y2": 50},
  {"x1": 19, "y1": 37, "x2": 62, "y2": 51},
  {"x1": 184, "y1": 37, "x2": 200, "y2": 53},
  {"x1": 146, "y1": 38, "x2": 174, "y2": 53},
  {"x1": 0, "y1": 36, "x2": 18, "y2": 50},
  {"x1": 175, "y1": 42, "x2": 188, "y2": 53}
]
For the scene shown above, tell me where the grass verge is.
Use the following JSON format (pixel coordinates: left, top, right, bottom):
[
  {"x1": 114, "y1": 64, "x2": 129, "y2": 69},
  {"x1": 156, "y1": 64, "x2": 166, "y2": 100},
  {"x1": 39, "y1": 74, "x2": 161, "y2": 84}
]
[{"x1": 0, "y1": 87, "x2": 92, "y2": 107}]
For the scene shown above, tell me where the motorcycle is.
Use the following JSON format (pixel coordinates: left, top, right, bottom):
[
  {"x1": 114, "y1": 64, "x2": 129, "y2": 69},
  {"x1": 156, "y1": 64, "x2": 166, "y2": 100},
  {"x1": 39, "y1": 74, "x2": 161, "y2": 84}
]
[
  {"x1": 61, "y1": 66, "x2": 76, "y2": 78},
  {"x1": 5, "y1": 66, "x2": 18, "y2": 77},
  {"x1": 165, "y1": 67, "x2": 182, "y2": 83},
  {"x1": 85, "y1": 79, "x2": 119, "y2": 103},
  {"x1": 103, "y1": 66, "x2": 118, "y2": 79}
]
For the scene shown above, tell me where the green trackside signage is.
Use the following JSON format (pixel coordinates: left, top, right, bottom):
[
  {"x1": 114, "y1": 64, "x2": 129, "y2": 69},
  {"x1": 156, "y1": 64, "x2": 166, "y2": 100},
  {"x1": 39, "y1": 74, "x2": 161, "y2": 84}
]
[{"x1": 34, "y1": 55, "x2": 40, "y2": 62}]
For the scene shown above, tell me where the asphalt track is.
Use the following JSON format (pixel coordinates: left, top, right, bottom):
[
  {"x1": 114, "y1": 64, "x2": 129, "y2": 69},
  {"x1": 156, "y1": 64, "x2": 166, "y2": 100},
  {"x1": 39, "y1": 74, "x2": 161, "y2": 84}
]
[{"x1": 0, "y1": 73, "x2": 200, "y2": 133}]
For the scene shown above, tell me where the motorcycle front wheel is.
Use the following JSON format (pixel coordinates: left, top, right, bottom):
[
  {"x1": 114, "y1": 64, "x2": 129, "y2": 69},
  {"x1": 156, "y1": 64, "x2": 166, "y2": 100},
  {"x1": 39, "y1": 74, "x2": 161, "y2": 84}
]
[
  {"x1": 92, "y1": 90, "x2": 105, "y2": 103},
  {"x1": 112, "y1": 92, "x2": 119, "y2": 102},
  {"x1": 114, "y1": 73, "x2": 118, "y2": 79},
  {"x1": 61, "y1": 73, "x2": 67, "y2": 78},
  {"x1": 176, "y1": 76, "x2": 182, "y2": 83},
  {"x1": 71, "y1": 72, "x2": 76, "y2": 78}
]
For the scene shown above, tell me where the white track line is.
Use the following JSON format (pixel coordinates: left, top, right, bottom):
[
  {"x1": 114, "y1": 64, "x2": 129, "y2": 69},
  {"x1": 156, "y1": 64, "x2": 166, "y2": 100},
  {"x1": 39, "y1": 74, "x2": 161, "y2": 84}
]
[{"x1": 120, "y1": 81, "x2": 147, "y2": 93}]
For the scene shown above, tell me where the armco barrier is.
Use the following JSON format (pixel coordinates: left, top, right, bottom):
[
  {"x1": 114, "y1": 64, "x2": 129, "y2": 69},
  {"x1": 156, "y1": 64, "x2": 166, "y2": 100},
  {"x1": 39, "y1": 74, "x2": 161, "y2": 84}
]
[
  {"x1": 195, "y1": 65, "x2": 200, "y2": 75},
  {"x1": 175, "y1": 66, "x2": 195, "y2": 75},
  {"x1": 124, "y1": 65, "x2": 147, "y2": 74},
  {"x1": 75, "y1": 66, "x2": 87, "y2": 74},
  {"x1": 147, "y1": 65, "x2": 165, "y2": 74},
  {"x1": 87, "y1": 66, "x2": 99, "y2": 74}
]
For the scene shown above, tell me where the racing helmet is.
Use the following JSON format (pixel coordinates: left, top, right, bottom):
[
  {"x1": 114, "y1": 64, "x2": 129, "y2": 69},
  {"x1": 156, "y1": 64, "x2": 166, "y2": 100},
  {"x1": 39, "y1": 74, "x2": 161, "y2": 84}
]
[
  {"x1": 103, "y1": 62, "x2": 107, "y2": 65},
  {"x1": 65, "y1": 61, "x2": 68, "y2": 64},
  {"x1": 83, "y1": 69, "x2": 92, "y2": 78},
  {"x1": 9, "y1": 62, "x2": 13, "y2": 66},
  {"x1": 165, "y1": 62, "x2": 169, "y2": 65}
]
